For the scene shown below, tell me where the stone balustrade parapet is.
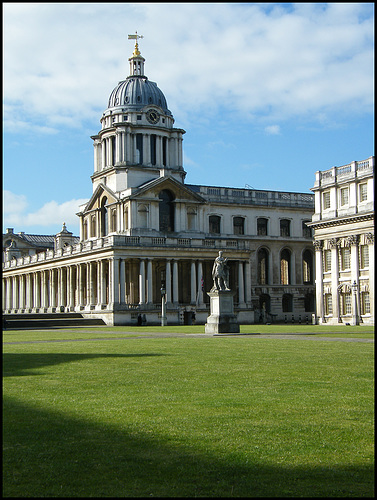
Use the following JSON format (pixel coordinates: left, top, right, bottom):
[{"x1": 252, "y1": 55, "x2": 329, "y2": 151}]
[
  {"x1": 186, "y1": 184, "x2": 314, "y2": 208},
  {"x1": 317, "y1": 157, "x2": 374, "y2": 185},
  {"x1": 3, "y1": 235, "x2": 256, "y2": 270}
]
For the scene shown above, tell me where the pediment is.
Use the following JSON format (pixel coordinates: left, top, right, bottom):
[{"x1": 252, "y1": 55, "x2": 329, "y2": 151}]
[
  {"x1": 129, "y1": 176, "x2": 206, "y2": 203},
  {"x1": 82, "y1": 184, "x2": 119, "y2": 212}
]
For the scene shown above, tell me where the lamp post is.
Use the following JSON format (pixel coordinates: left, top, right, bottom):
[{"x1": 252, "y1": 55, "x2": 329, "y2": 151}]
[
  {"x1": 351, "y1": 280, "x2": 359, "y2": 326},
  {"x1": 160, "y1": 284, "x2": 167, "y2": 326}
]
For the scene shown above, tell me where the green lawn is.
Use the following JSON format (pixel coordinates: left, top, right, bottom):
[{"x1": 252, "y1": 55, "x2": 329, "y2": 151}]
[{"x1": 3, "y1": 330, "x2": 374, "y2": 497}]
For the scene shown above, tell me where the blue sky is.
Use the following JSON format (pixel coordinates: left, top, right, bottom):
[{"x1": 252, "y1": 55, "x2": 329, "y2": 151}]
[{"x1": 3, "y1": 2, "x2": 374, "y2": 236}]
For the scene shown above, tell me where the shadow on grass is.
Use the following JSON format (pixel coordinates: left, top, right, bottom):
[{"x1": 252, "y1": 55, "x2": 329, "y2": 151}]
[
  {"x1": 2, "y1": 353, "x2": 166, "y2": 377},
  {"x1": 3, "y1": 396, "x2": 373, "y2": 498}
]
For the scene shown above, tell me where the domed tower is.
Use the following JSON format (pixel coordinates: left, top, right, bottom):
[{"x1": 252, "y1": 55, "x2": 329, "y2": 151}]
[{"x1": 90, "y1": 36, "x2": 186, "y2": 194}]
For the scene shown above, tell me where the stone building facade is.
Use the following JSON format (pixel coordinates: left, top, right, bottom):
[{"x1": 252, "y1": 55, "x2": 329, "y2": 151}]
[
  {"x1": 3, "y1": 40, "x2": 316, "y2": 325},
  {"x1": 308, "y1": 156, "x2": 374, "y2": 325}
]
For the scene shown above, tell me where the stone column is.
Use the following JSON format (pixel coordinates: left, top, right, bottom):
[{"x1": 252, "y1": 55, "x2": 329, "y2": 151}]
[
  {"x1": 173, "y1": 260, "x2": 179, "y2": 304},
  {"x1": 70, "y1": 266, "x2": 76, "y2": 310},
  {"x1": 291, "y1": 252, "x2": 296, "y2": 285},
  {"x1": 19, "y1": 275, "x2": 25, "y2": 311},
  {"x1": 147, "y1": 259, "x2": 153, "y2": 304},
  {"x1": 28, "y1": 273, "x2": 34, "y2": 310},
  {"x1": 245, "y1": 260, "x2": 252, "y2": 305},
  {"x1": 191, "y1": 261, "x2": 197, "y2": 304},
  {"x1": 49, "y1": 270, "x2": 56, "y2": 309},
  {"x1": 197, "y1": 261, "x2": 204, "y2": 306},
  {"x1": 34, "y1": 272, "x2": 41, "y2": 309},
  {"x1": 108, "y1": 137, "x2": 113, "y2": 167},
  {"x1": 143, "y1": 133, "x2": 149, "y2": 166},
  {"x1": 41, "y1": 271, "x2": 47, "y2": 310},
  {"x1": 238, "y1": 261, "x2": 245, "y2": 307},
  {"x1": 314, "y1": 240, "x2": 324, "y2": 323},
  {"x1": 11, "y1": 276, "x2": 17, "y2": 311},
  {"x1": 78, "y1": 264, "x2": 84, "y2": 309},
  {"x1": 139, "y1": 259, "x2": 145, "y2": 304},
  {"x1": 366, "y1": 233, "x2": 374, "y2": 321},
  {"x1": 126, "y1": 130, "x2": 132, "y2": 164},
  {"x1": 327, "y1": 239, "x2": 339, "y2": 322},
  {"x1": 113, "y1": 258, "x2": 120, "y2": 305},
  {"x1": 166, "y1": 260, "x2": 172, "y2": 305},
  {"x1": 101, "y1": 140, "x2": 106, "y2": 169},
  {"x1": 348, "y1": 235, "x2": 360, "y2": 324},
  {"x1": 119, "y1": 259, "x2": 126, "y2": 305}
]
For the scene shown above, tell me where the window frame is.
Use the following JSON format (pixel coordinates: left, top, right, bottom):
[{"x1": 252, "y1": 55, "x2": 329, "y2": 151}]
[{"x1": 209, "y1": 215, "x2": 221, "y2": 234}]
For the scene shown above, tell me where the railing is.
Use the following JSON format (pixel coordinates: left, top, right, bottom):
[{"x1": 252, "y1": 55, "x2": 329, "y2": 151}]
[
  {"x1": 188, "y1": 184, "x2": 314, "y2": 208},
  {"x1": 319, "y1": 157, "x2": 374, "y2": 183},
  {"x1": 3, "y1": 235, "x2": 251, "y2": 270}
]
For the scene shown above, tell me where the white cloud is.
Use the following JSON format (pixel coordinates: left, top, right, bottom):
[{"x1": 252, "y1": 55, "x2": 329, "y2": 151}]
[
  {"x1": 3, "y1": 3, "x2": 374, "y2": 134},
  {"x1": 265, "y1": 125, "x2": 281, "y2": 135},
  {"x1": 3, "y1": 190, "x2": 28, "y2": 216},
  {"x1": 3, "y1": 190, "x2": 87, "y2": 231}
]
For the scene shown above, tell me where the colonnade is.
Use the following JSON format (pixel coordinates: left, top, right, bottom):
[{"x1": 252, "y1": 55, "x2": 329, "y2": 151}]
[
  {"x1": 93, "y1": 129, "x2": 183, "y2": 172},
  {"x1": 314, "y1": 233, "x2": 374, "y2": 323},
  {"x1": 3, "y1": 257, "x2": 252, "y2": 313}
]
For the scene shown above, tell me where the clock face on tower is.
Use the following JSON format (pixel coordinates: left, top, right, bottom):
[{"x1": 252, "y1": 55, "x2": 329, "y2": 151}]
[{"x1": 146, "y1": 109, "x2": 160, "y2": 124}]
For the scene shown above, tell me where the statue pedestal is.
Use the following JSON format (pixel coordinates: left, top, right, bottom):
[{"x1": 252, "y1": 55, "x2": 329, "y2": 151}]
[{"x1": 205, "y1": 290, "x2": 240, "y2": 334}]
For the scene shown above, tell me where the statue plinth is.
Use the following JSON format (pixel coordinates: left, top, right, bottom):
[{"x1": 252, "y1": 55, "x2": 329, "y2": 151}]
[{"x1": 205, "y1": 290, "x2": 240, "y2": 334}]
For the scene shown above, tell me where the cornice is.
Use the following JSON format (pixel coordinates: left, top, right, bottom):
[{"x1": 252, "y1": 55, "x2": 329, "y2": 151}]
[{"x1": 307, "y1": 212, "x2": 374, "y2": 229}]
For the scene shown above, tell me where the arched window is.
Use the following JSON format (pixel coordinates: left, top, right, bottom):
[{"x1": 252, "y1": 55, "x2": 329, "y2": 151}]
[
  {"x1": 280, "y1": 248, "x2": 291, "y2": 285},
  {"x1": 304, "y1": 293, "x2": 315, "y2": 312},
  {"x1": 111, "y1": 208, "x2": 117, "y2": 233},
  {"x1": 303, "y1": 249, "x2": 313, "y2": 284},
  {"x1": 124, "y1": 206, "x2": 129, "y2": 230},
  {"x1": 83, "y1": 220, "x2": 88, "y2": 240},
  {"x1": 282, "y1": 293, "x2": 293, "y2": 312},
  {"x1": 90, "y1": 215, "x2": 96, "y2": 238},
  {"x1": 136, "y1": 134, "x2": 143, "y2": 164},
  {"x1": 100, "y1": 197, "x2": 108, "y2": 237},
  {"x1": 259, "y1": 294, "x2": 271, "y2": 314},
  {"x1": 138, "y1": 204, "x2": 148, "y2": 228},
  {"x1": 159, "y1": 190, "x2": 175, "y2": 232},
  {"x1": 257, "y1": 248, "x2": 269, "y2": 285}
]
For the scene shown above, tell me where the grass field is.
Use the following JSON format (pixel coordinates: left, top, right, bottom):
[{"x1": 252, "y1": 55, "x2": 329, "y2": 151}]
[{"x1": 3, "y1": 326, "x2": 374, "y2": 497}]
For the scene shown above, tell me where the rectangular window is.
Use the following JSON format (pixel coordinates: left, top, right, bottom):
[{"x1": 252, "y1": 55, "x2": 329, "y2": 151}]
[
  {"x1": 359, "y1": 183, "x2": 368, "y2": 202},
  {"x1": 323, "y1": 191, "x2": 331, "y2": 209},
  {"x1": 360, "y1": 245, "x2": 369, "y2": 269},
  {"x1": 341, "y1": 247, "x2": 350, "y2": 270},
  {"x1": 342, "y1": 293, "x2": 352, "y2": 315},
  {"x1": 302, "y1": 221, "x2": 312, "y2": 238},
  {"x1": 209, "y1": 215, "x2": 221, "y2": 234},
  {"x1": 233, "y1": 217, "x2": 245, "y2": 235},
  {"x1": 257, "y1": 218, "x2": 268, "y2": 236},
  {"x1": 361, "y1": 292, "x2": 370, "y2": 315},
  {"x1": 325, "y1": 294, "x2": 332, "y2": 315},
  {"x1": 340, "y1": 187, "x2": 349, "y2": 206},
  {"x1": 324, "y1": 250, "x2": 332, "y2": 272},
  {"x1": 280, "y1": 219, "x2": 290, "y2": 237}
]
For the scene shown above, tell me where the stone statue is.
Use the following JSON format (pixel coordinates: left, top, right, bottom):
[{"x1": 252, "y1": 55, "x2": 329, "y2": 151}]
[{"x1": 211, "y1": 251, "x2": 230, "y2": 291}]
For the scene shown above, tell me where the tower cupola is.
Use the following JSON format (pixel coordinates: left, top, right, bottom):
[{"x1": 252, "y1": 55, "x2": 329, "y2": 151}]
[{"x1": 90, "y1": 33, "x2": 186, "y2": 193}]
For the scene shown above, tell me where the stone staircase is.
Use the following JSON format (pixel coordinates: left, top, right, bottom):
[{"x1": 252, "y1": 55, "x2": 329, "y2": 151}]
[{"x1": 3, "y1": 312, "x2": 106, "y2": 329}]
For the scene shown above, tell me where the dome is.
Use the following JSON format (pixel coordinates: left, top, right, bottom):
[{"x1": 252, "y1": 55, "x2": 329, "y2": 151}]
[{"x1": 107, "y1": 76, "x2": 172, "y2": 116}]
